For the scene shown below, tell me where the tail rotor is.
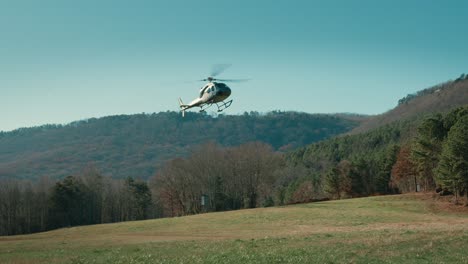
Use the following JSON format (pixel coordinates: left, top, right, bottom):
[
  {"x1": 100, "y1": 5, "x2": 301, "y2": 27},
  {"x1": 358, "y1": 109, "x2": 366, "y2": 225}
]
[{"x1": 178, "y1": 98, "x2": 187, "y2": 117}]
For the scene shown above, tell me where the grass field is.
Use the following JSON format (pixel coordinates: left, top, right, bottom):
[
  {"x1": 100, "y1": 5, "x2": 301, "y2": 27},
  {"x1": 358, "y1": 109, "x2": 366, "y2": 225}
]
[{"x1": 1, "y1": 194, "x2": 468, "y2": 263}]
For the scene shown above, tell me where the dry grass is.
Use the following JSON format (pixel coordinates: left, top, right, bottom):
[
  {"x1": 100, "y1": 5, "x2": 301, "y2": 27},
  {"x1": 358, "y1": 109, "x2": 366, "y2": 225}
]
[{"x1": 1, "y1": 193, "x2": 468, "y2": 263}]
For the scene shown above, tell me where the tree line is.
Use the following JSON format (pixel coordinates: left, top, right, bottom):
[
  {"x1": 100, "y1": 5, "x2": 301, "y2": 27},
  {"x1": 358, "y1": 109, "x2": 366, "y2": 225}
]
[
  {"x1": 0, "y1": 168, "x2": 155, "y2": 236},
  {"x1": 151, "y1": 142, "x2": 284, "y2": 216},
  {"x1": 390, "y1": 106, "x2": 468, "y2": 201},
  {"x1": 397, "y1": 74, "x2": 467, "y2": 105},
  {"x1": 291, "y1": 106, "x2": 468, "y2": 203},
  {"x1": 1, "y1": 106, "x2": 467, "y2": 236}
]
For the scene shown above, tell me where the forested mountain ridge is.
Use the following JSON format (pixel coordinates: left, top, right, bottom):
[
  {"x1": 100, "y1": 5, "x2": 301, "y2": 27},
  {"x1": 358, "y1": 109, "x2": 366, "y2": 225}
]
[
  {"x1": 351, "y1": 76, "x2": 468, "y2": 134},
  {"x1": 0, "y1": 111, "x2": 359, "y2": 180},
  {"x1": 285, "y1": 74, "x2": 468, "y2": 204}
]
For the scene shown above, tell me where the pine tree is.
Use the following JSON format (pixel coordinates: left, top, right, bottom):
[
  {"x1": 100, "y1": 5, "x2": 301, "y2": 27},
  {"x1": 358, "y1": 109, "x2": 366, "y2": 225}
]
[
  {"x1": 411, "y1": 115, "x2": 444, "y2": 191},
  {"x1": 324, "y1": 160, "x2": 352, "y2": 199},
  {"x1": 325, "y1": 167, "x2": 342, "y2": 199},
  {"x1": 436, "y1": 115, "x2": 468, "y2": 202}
]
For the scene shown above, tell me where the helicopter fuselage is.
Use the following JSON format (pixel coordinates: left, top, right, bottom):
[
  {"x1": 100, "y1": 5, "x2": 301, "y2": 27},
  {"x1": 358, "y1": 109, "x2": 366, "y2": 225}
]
[
  {"x1": 180, "y1": 82, "x2": 231, "y2": 111},
  {"x1": 178, "y1": 64, "x2": 247, "y2": 116},
  {"x1": 199, "y1": 82, "x2": 231, "y2": 103}
]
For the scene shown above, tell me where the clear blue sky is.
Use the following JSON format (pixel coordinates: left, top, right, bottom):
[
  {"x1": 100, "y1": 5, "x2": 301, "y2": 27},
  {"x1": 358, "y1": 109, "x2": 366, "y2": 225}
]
[{"x1": 1, "y1": 0, "x2": 467, "y2": 131}]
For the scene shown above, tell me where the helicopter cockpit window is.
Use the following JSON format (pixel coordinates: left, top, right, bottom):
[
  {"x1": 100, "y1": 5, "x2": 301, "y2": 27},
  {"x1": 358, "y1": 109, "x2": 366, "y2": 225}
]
[{"x1": 199, "y1": 85, "x2": 210, "y2": 97}]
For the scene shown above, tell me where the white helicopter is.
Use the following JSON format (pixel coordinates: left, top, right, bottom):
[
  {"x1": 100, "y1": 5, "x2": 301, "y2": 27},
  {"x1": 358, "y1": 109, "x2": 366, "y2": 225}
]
[{"x1": 178, "y1": 64, "x2": 249, "y2": 117}]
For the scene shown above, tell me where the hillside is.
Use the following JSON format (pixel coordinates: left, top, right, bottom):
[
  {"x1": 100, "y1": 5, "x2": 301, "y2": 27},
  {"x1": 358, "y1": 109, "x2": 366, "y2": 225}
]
[
  {"x1": 351, "y1": 77, "x2": 468, "y2": 134},
  {"x1": 287, "y1": 104, "x2": 468, "y2": 203},
  {"x1": 1, "y1": 194, "x2": 467, "y2": 263},
  {"x1": 0, "y1": 111, "x2": 359, "y2": 180}
]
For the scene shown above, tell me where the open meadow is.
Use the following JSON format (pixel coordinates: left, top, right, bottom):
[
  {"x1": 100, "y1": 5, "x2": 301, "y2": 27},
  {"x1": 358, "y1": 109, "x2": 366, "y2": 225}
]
[{"x1": 1, "y1": 193, "x2": 467, "y2": 264}]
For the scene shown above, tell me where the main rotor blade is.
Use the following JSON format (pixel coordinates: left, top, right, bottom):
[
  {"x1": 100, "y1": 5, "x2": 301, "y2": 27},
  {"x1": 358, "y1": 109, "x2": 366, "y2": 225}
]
[
  {"x1": 216, "y1": 78, "x2": 251, "y2": 83},
  {"x1": 211, "y1": 64, "x2": 232, "y2": 77}
]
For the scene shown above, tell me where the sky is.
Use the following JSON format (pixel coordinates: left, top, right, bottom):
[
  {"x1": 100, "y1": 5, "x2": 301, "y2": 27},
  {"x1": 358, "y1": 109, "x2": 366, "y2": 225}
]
[{"x1": 1, "y1": 0, "x2": 467, "y2": 131}]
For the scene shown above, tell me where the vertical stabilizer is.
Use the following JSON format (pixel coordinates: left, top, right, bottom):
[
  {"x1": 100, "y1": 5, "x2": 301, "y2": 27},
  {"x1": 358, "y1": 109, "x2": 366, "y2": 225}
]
[{"x1": 178, "y1": 98, "x2": 186, "y2": 117}]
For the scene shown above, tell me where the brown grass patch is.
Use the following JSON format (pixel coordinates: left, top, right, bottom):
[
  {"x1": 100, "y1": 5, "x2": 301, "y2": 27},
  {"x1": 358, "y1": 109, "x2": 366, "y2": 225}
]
[{"x1": 408, "y1": 192, "x2": 468, "y2": 214}]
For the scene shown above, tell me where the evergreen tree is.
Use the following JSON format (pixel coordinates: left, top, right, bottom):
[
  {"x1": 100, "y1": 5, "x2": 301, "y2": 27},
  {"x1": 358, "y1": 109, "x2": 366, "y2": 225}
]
[
  {"x1": 373, "y1": 145, "x2": 400, "y2": 194},
  {"x1": 324, "y1": 160, "x2": 351, "y2": 199},
  {"x1": 349, "y1": 158, "x2": 373, "y2": 196},
  {"x1": 436, "y1": 115, "x2": 468, "y2": 202},
  {"x1": 124, "y1": 177, "x2": 152, "y2": 220},
  {"x1": 325, "y1": 167, "x2": 342, "y2": 199},
  {"x1": 49, "y1": 176, "x2": 91, "y2": 228},
  {"x1": 411, "y1": 115, "x2": 444, "y2": 191}
]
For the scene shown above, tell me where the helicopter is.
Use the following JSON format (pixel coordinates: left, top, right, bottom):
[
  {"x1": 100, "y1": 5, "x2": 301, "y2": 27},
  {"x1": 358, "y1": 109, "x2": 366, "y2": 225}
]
[{"x1": 178, "y1": 64, "x2": 249, "y2": 117}]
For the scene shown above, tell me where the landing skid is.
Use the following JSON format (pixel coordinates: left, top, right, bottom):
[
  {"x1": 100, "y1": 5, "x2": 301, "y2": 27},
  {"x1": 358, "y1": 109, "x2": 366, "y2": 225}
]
[
  {"x1": 198, "y1": 100, "x2": 233, "y2": 113},
  {"x1": 199, "y1": 104, "x2": 212, "y2": 113},
  {"x1": 215, "y1": 100, "x2": 233, "y2": 112}
]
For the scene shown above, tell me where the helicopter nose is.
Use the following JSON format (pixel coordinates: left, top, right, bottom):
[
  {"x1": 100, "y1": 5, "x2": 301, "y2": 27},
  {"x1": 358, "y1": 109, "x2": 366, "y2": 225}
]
[{"x1": 217, "y1": 88, "x2": 231, "y2": 97}]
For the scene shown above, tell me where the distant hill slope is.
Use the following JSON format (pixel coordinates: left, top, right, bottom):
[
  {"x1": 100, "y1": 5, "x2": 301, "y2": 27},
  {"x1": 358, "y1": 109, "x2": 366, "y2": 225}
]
[
  {"x1": 287, "y1": 75, "x2": 468, "y2": 198},
  {"x1": 351, "y1": 77, "x2": 468, "y2": 134},
  {"x1": 0, "y1": 111, "x2": 359, "y2": 180}
]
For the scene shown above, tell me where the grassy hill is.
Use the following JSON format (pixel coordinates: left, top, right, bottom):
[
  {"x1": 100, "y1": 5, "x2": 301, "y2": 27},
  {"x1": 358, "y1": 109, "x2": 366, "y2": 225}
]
[
  {"x1": 0, "y1": 111, "x2": 359, "y2": 180},
  {"x1": 351, "y1": 78, "x2": 468, "y2": 134},
  {"x1": 1, "y1": 194, "x2": 467, "y2": 263}
]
